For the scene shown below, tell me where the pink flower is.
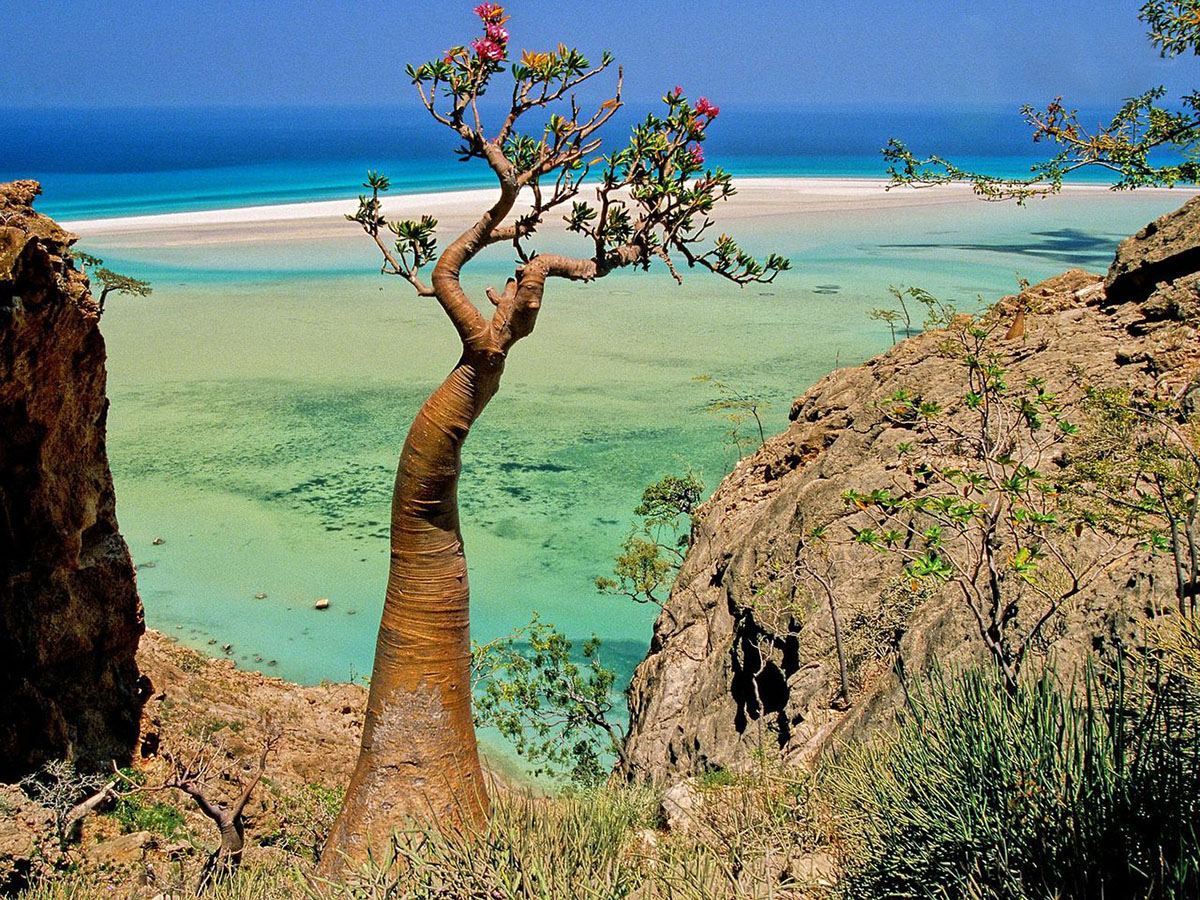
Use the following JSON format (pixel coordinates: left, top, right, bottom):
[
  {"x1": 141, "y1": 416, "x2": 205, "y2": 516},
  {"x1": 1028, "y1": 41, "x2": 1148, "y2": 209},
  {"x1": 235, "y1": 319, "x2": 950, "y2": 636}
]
[
  {"x1": 471, "y1": 38, "x2": 505, "y2": 61},
  {"x1": 695, "y1": 97, "x2": 719, "y2": 119},
  {"x1": 485, "y1": 22, "x2": 509, "y2": 44},
  {"x1": 672, "y1": 85, "x2": 683, "y2": 98},
  {"x1": 474, "y1": 2, "x2": 503, "y2": 20},
  {"x1": 688, "y1": 143, "x2": 705, "y2": 166}
]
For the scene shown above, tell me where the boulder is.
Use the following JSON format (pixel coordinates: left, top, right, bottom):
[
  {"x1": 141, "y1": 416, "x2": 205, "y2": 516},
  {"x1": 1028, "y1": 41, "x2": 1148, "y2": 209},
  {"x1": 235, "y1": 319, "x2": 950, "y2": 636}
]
[{"x1": 1106, "y1": 193, "x2": 1200, "y2": 308}]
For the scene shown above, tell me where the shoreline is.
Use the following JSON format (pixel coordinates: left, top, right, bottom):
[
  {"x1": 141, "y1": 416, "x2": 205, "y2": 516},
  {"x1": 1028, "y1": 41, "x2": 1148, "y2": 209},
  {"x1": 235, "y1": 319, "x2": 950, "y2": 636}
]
[{"x1": 63, "y1": 177, "x2": 1199, "y2": 240}]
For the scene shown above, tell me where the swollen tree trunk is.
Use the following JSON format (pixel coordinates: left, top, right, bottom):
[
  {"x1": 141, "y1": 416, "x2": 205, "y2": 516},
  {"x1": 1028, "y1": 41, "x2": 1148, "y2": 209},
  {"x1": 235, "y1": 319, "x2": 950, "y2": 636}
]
[
  {"x1": 321, "y1": 347, "x2": 505, "y2": 868},
  {"x1": 196, "y1": 820, "x2": 246, "y2": 895},
  {"x1": 320, "y1": 164, "x2": 618, "y2": 870}
]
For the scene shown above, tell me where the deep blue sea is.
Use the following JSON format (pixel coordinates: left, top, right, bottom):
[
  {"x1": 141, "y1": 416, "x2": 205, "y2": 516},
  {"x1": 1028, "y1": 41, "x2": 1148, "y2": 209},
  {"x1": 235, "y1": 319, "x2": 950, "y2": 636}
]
[{"x1": 0, "y1": 103, "x2": 1111, "y2": 220}]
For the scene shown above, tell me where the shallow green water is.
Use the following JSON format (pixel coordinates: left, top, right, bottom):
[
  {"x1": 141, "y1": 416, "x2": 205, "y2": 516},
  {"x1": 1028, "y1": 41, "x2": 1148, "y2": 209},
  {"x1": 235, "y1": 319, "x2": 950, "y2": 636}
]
[{"x1": 87, "y1": 189, "x2": 1190, "y2": 694}]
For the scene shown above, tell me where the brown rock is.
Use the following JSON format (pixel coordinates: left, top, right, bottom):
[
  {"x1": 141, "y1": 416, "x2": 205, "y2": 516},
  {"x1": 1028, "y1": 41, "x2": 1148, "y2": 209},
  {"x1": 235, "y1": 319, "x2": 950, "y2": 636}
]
[
  {"x1": 90, "y1": 830, "x2": 154, "y2": 866},
  {"x1": 135, "y1": 631, "x2": 367, "y2": 790},
  {"x1": 626, "y1": 198, "x2": 1200, "y2": 782},
  {"x1": 0, "y1": 784, "x2": 58, "y2": 892},
  {"x1": 1106, "y1": 193, "x2": 1200, "y2": 306},
  {"x1": 0, "y1": 181, "x2": 145, "y2": 780}
]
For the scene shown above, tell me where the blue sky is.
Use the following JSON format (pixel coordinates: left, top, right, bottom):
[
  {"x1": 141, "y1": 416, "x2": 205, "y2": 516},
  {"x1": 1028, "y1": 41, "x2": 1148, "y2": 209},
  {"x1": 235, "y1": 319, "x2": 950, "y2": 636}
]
[{"x1": 4, "y1": 0, "x2": 1194, "y2": 108}]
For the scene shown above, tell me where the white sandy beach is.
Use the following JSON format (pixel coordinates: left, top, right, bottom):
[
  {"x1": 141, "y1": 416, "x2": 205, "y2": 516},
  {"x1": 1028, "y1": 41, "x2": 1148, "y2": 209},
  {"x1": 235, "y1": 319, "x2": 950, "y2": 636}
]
[{"x1": 64, "y1": 177, "x2": 1196, "y2": 247}]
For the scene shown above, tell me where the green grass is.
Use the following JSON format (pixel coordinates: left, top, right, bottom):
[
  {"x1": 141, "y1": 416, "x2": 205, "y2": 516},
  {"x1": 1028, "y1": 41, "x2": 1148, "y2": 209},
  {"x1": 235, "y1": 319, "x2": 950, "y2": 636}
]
[{"x1": 824, "y1": 658, "x2": 1200, "y2": 899}]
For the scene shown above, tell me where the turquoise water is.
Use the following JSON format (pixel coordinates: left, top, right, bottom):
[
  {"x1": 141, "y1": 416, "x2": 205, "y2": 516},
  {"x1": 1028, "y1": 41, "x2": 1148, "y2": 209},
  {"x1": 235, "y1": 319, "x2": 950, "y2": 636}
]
[
  {"x1": 9, "y1": 103, "x2": 1194, "y2": 732},
  {"x1": 1, "y1": 104, "x2": 1142, "y2": 220},
  {"x1": 80, "y1": 189, "x2": 1193, "y2": 698}
]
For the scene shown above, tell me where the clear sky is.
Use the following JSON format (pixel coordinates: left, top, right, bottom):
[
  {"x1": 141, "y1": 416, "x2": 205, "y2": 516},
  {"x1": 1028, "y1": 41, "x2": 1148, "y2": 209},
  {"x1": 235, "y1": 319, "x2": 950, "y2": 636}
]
[{"x1": 3, "y1": 0, "x2": 1194, "y2": 109}]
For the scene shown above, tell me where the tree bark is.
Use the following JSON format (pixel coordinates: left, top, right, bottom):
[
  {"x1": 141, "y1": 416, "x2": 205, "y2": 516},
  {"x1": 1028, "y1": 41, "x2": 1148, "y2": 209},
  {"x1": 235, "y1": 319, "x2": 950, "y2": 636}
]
[
  {"x1": 321, "y1": 348, "x2": 506, "y2": 870},
  {"x1": 319, "y1": 217, "x2": 624, "y2": 873}
]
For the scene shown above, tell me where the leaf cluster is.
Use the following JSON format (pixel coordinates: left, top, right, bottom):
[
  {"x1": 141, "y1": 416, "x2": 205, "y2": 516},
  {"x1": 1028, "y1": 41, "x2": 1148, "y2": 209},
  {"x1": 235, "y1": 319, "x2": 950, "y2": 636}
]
[
  {"x1": 569, "y1": 89, "x2": 789, "y2": 283},
  {"x1": 595, "y1": 472, "x2": 704, "y2": 608},
  {"x1": 472, "y1": 614, "x2": 622, "y2": 784},
  {"x1": 1142, "y1": 0, "x2": 1200, "y2": 57},
  {"x1": 353, "y1": 8, "x2": 787, "y2": 302},
  {"x1": 885, "y1": 2, "x2": 1200, "y2": 202}
]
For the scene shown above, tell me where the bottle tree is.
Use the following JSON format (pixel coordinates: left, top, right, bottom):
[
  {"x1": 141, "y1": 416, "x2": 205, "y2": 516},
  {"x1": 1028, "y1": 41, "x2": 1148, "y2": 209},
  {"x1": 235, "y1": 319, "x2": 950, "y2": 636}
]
[{"x1": 320, "y1": 3, "x2": 787, "y2": 868}]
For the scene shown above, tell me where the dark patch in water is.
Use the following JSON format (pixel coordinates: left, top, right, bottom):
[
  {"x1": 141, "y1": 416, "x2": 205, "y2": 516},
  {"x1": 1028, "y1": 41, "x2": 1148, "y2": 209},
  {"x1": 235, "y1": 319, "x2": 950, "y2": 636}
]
[
  {"x1": 496, "y1": 460, "x2": 572, "y2": 473},
  {"x1": 878, "y1": 228, "x2": 1122, "y2": 267}
]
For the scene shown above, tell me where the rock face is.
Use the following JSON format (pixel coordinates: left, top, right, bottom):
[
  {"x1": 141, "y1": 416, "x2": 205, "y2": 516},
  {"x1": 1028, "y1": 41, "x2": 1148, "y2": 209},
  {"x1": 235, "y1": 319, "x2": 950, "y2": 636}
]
[
  {"x1": 0, "y1": 783, "x2": 59, "y2": 893},
  {"x1": 0, "y1": 181, "x2": 144, "y2": 780},
  {"x1": 1106, "y1": 194, "x2": 1200, "y2": 310},
  {"x1": 625, "y1": 195, "x2": 1200, "y2": 781}
]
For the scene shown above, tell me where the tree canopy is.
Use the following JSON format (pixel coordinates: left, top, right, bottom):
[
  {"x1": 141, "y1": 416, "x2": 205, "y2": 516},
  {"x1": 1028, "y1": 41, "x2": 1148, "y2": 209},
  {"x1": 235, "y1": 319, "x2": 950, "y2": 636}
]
[{"x1": 885, "y1": 1, "x2": 1200, "y2": 201}]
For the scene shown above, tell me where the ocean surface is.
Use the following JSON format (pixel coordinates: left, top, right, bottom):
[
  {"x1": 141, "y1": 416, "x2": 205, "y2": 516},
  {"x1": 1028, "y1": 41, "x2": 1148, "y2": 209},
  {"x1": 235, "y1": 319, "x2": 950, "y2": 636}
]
[
  {"x1": 2, "y1": 105, "x2": 1194, "y2": 754},
  {"x1": 1, "y1": 104, "x2": 1134, "y2": 220}
]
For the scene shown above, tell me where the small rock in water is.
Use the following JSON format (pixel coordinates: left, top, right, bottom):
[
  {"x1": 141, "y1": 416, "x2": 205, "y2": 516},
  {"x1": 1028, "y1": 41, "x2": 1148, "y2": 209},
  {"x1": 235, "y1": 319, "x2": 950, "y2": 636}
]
[
  {"x1": 314, "y1": 597, "x2": 331, "y2": 610},
  {"x1": 221, "y1": 643, "x2": 233, "y2": 655},
  {"x1": 207, "y1": 638, "x2": 217, "y2": 646},
  {"x1": 137, "y1": 561, "x2": 156, "y2": 569},
  {"x1": 346, "y1": 609, "x2": 357, "y2": 615},
  {"x1": 268, "y1": 659, "x2": 278, "y2": 667},
  {"x1": 254, "y1": 592, "x2": 267, "y2": 600},
  {"x1": 151, "y1": 537, "x2": 165, "y2": 546}
]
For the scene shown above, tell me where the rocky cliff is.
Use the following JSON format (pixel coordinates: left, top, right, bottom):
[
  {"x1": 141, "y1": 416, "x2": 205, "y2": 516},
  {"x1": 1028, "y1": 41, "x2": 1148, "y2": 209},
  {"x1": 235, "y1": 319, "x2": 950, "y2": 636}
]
[
  {"x1": 625, "y1": 195, "x2": 1200, "y2": 781},
  {"x1": 0, "y1": 181, "x2": 144, "y2": 779}
]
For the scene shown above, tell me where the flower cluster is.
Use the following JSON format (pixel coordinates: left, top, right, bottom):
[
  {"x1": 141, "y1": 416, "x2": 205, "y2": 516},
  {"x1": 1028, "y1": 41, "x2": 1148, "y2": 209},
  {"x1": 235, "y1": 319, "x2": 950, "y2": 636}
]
[
  {"x1": 694, "y1": 97, "x2": 720, "y2": 120},
  {"x1": 664, "y1": 87, "x2": 719, "y2": 172},
  {"x1": 471, "y1": 3, "x2": 509, "y2": 61}
]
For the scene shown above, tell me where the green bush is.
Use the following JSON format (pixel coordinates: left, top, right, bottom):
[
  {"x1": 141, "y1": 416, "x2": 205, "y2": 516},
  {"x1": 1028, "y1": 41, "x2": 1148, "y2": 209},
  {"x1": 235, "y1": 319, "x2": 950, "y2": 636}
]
[
  {"x1": 109, "y1": 794, "x2": 187, "y2": 839},
  {"x1": 825, "y1": 658, "x2": 1200, "y2": 899}
]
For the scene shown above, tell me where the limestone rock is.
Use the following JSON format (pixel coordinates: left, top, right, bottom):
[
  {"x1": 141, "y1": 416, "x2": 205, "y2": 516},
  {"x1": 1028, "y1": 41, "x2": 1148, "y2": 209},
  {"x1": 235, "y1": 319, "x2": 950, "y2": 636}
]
[
  {"x1": 661, "y1": 780, "x2": 699, "y2": 833},
  {"x1": 1106, "y1": 193, "x2": 1200, "y2": 307},
  {"x1": 0, "y1": 181, "x2": 145, "y2": 780},
  {"x1": 625, "y1": 197, "x2": 1200, "y2": 782},
  {"x1": 0, "y1": 784, "x2": 58, "y2": 893}
]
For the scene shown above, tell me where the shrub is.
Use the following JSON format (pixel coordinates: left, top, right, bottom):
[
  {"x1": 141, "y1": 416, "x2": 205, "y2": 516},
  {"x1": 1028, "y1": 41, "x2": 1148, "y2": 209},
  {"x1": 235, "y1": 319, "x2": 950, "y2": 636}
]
[
  {"x1": 258, "y1": 782, "x2": 344, "y2": 862},
  {"x1": 109, "y1": 793, "x2": 187, "y2": 839},
  {"x1": 824, "y1": 657, "x2": 1200, "y2": 899}
]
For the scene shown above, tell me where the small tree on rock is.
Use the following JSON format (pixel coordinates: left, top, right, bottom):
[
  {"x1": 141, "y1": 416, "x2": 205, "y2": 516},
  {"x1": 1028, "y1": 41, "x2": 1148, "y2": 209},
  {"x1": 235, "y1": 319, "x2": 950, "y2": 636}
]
[
  {"x1": 72, "y1": 250, "x2": 152, "y2": 314},
  {"x1": 843, "y1": 313, "x2": 1140, "y2": 687}
]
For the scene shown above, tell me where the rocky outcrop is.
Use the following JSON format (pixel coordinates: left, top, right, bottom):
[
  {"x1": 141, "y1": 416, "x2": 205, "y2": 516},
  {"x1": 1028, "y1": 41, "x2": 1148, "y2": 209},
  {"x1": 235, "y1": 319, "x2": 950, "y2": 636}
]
[
  {"x1": 0, "y1": 181, "x2": 144, "y2": 780},
  {"x1": 625, "y1": 195, "x2": 1200, "y2": 782},
  {"x1": 1106, "y1": 194, "x2": 1200, "y2": 310},
  {"x1": 0, "y1": 783, "x2": 59, "y2": 893}
]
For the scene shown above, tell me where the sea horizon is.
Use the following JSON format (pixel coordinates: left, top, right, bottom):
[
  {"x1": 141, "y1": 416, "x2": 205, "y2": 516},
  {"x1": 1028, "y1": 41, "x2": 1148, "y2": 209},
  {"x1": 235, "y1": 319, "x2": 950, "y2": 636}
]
[{"x1": 1, "y1": 102, "x2": 1142, "y2": 221}]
